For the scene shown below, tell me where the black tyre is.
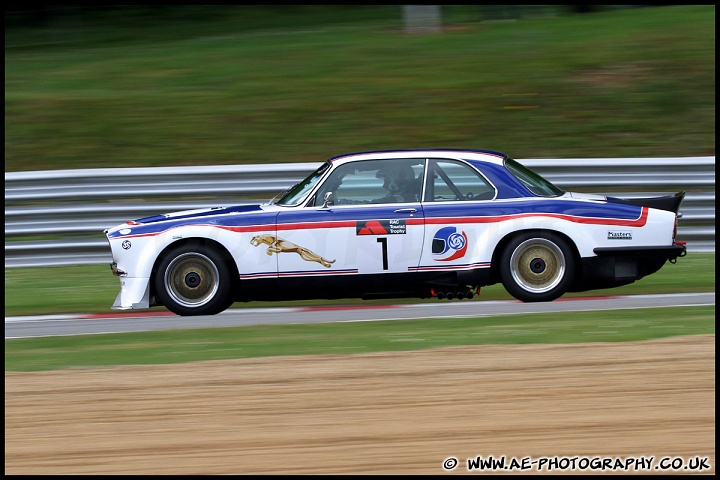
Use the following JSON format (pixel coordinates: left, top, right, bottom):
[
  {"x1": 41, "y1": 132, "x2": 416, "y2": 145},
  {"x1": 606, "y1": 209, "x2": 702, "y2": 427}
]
[
  {"x1": 499, "y1": 232, "x2": 575, "y2": 302},
  {"x1": 154, "y1": 243, "x2": 235, "y2": 316}
]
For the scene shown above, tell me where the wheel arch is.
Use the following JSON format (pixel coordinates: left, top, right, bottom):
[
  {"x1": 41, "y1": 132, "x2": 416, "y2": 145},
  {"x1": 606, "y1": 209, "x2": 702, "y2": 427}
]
[
  {"x1": 489, "y1": 228, "x2": 582, "y2": 285},
  {"x1": 150, "y1": 237, "x2": 240, "y2": 303}
]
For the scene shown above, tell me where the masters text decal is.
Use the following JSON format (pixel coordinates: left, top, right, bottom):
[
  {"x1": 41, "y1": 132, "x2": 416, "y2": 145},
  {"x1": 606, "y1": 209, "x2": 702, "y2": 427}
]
[{"x1": 608, "y1": 231, "x2": 632, "y2": 240}]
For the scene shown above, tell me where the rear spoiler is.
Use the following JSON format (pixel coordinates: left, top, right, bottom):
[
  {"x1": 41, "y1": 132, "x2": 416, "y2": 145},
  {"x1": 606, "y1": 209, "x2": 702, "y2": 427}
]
[{"x1": 606, "y1": 191, "x2": 685, "y2": 214}]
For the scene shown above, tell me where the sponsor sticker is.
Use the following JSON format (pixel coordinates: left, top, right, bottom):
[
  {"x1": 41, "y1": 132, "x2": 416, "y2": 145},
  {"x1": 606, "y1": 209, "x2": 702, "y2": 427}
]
[
  {"x1": 357, "y1": 219, "x2": 406, "y2": 235},
  {"x1": 432, "y1": 226, "x2": 468, "y2": 261},
  {"x1": 607, "y1": 231, "x2": 632, "y2": 240},
  {"x1": 121, "y1": 240, "x2": 132, "y2": 250}
]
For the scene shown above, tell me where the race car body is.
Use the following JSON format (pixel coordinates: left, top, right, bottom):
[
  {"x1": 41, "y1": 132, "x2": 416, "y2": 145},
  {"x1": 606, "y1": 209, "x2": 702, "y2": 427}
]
[{"x1": 105, "y1": 149, "x2": 686, "y2": 315}]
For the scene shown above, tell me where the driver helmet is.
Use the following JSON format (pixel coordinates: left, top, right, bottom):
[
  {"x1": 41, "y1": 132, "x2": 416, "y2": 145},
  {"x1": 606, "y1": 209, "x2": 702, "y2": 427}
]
[{"x1": 376, "y1": 163, "x2": 416, "y2": 194}]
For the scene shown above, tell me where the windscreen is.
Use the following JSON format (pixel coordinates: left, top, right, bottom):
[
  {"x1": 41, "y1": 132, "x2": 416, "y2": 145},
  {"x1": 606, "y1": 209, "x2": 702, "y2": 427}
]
[{"x1": 273, "y1": 162, "x2": 331, "y2": 206}]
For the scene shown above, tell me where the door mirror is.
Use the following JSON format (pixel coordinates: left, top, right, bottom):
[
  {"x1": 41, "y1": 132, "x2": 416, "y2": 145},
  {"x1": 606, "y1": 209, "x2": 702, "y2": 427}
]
[{"x1": 319, "y1": 191, "x2": 334, "y2": 209}]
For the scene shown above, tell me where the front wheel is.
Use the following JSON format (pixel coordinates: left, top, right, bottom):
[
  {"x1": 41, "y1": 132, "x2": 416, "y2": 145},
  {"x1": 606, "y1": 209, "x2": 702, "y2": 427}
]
[
  {"x1": 499, "y1": 232, "x2": 575, "y2": 302},
  {"x1": 154, "y1": 243, "x2": 234, "y2": 316}
]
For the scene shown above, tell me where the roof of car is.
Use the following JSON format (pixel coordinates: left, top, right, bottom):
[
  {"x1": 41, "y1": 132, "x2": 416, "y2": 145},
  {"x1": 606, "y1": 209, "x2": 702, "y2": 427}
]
[{"x1": 328, "y1": 149, "x2": 507, "y2": 166}]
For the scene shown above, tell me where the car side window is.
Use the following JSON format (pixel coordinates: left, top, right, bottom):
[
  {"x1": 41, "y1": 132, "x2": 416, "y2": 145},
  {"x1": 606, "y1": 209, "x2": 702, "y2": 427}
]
[
  {"x1": 335, "y1": 167, "x2": 385, "y2": 203},
  {"x1": 425, "y1": 159, "x2": 496, "y2": 202},
  {"x1": 315, "y1": 159, "x2": 425, "y2": 205}
]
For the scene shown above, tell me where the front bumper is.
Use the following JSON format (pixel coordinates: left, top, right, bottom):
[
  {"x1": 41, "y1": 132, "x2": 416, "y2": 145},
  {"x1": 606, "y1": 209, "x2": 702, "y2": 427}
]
[{"x1": 111, "y1": 276, "x2": 152, "y2": 310}]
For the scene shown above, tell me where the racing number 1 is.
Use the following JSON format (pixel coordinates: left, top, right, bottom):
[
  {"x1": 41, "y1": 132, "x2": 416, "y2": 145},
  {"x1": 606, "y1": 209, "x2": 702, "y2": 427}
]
[{"x1": 377, "y1": 237, "x2": 388, "y2": 270}]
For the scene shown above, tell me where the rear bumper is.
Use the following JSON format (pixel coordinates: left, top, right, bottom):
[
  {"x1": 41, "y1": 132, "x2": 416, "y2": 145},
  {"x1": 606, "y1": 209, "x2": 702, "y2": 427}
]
[
  {"x1": 593, "y1": 243, "x2": 687, "y2": 261},
  {"x1": 570, "y1": 243, "x2": 687, "y2": 292}
]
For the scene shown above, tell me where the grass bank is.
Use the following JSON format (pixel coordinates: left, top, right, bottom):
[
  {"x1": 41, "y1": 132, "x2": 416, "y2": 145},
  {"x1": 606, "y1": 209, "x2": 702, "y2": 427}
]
[{"x1": 5, "y1": 5, "x2": 715, "y2": 172}]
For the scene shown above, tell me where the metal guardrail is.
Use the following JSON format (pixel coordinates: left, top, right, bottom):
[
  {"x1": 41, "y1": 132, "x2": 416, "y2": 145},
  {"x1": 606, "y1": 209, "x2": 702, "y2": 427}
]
[{"x1": 5, "y1": 157, "x2": 715, "y2": 268}]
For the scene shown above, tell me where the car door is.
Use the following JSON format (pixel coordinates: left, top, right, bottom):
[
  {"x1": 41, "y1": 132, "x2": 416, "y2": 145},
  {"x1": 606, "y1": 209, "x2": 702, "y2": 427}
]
[
  {"x1": 275, "y1": 158, "x2": 426, "y2": 292},
  {"x1": 418, "y1": 158, "x2": 498, "y2": 277}
]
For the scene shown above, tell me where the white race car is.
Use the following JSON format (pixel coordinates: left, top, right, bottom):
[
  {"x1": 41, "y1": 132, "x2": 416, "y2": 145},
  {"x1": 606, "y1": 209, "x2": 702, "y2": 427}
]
[{"x1": 105, "y1": 149, "x2": 687, "y2": 315}]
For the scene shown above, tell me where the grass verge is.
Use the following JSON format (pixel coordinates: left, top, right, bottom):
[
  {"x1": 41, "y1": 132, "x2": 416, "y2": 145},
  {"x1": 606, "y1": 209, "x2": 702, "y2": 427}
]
[{"x1": 4, "y1": 305, "x2": 715, "y2": 372}]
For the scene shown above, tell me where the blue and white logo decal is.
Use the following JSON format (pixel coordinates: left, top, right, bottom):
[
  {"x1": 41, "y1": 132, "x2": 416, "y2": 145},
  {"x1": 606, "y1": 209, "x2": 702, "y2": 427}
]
[
  {"x1": 431, "y1": 226, "x2": 468, "y2": 261},
  {"x1": 122, "y1": 240, "x2": 132, "y2": 250}
]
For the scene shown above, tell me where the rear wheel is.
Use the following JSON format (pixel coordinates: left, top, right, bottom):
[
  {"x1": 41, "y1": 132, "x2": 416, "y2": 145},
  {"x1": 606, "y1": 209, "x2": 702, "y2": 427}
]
[
  {"x1": 500, "y1": 232, "x2": 575, "y2": 302},
  {"x1": 154, "y1": 243, "x2": 234, "y2": 316}
]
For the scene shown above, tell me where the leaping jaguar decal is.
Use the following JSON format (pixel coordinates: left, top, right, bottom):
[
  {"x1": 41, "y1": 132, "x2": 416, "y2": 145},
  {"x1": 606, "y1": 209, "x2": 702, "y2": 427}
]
[{"x1": 250, "y1": 234, "x2": 336, "y2": 268}]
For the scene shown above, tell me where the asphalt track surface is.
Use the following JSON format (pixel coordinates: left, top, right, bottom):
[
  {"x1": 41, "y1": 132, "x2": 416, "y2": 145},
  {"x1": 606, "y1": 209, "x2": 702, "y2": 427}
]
[{"x1": 5, "y1": 292, "x2": 714, "y2": 339}]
